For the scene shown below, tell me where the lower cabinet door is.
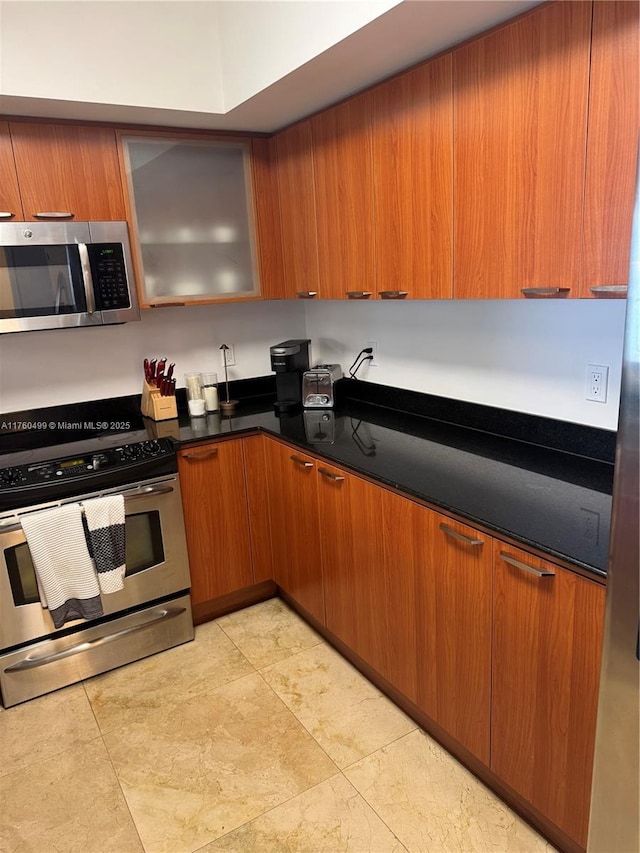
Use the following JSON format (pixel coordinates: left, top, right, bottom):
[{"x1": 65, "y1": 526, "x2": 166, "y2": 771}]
[
  {"x1": 492, "y1": 544, "x2": 606, "y2": 846},
  {"x1": 264, "y1": 439, "x2": 325, "y2": 624},
  {"x1": 416, "y1": 510, "x2": 493, "y2": 765},
  {"x1": 242, "y1": 435, "x2": 274, "y2": 583},
  {"x1": 320, "y1": 463, "x2": 384, "y2": 669},
  {"x1": 178, "y1": 440, "x2": 253, "y2": 604}
]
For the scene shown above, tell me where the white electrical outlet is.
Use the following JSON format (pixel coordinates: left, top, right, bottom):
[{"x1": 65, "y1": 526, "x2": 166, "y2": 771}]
[
  {"x1": 586, "y1": 364, "x2": 609, "y2": 403},
  {"x1": 366, "y1": 341, "x2": 379, "y2": 367},
  {"x1": 221, "y1": 345, "x2": 236, "y2": 367}
]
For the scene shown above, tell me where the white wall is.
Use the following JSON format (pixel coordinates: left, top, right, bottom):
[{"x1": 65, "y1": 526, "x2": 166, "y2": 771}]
[
  {"x1": 0, "y1": 0, "x2": 398, "y2": 115},
  {"x1": 216, "y1": 0, "x2": 400, "y2": 110},
  {"x1": 0, "y1": 1, "x2": 225, "y2": 112},
  {"x1": 0, "y1": 301, "x2": 305, "y2": 412},
  {"x1": 0, "y1": 299, "x2": 628, "y2": 429},
  {"x1": 305, "y1": 300, "x2": 628, "y2": 430}
]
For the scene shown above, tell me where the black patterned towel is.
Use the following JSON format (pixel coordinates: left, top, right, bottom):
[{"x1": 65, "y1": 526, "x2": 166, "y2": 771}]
[
  {"x1": 82, "y1": 495, "x2": 126, "y2": 593},
  {"x1": 20, "y1": 503, "x2": 103, "y2": 628}
]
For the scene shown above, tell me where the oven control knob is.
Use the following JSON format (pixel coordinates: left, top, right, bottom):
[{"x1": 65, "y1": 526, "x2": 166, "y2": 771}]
[
  {"x1": 142, "y1": 440, "x2": 161, "y2": 455},
  {"x1": 122, "y1": 444, "x2": 142, "y2": 459},
  {"x1": 0, "y1": 467, "x2": 20, "y2": 485},
  {"x1": 91, "y1": 453, "x2": 107, "y2": 470}
]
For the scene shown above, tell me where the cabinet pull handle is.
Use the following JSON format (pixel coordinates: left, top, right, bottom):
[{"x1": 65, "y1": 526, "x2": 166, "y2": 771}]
[
  {"x1": 296, "y1": 291, "x2": 317, "y2": 299},
  {"x1": 318, "y1": 467, "x2": 345, "y2": 481},
  {"x1": 290, "y1": 455, "x2": 313, "y2": 468},
  {"x1": 0, "y1": 211, "x2": 15, "y2": 219},
  {"x1": 520, "y1": 287, "x2": 570, "y2": 299},
  {"x1": 346, "y1": 291, "x2": 372, "y2": 299},
  {"x1": 499, "y1": 551, "x2": 555, "y2": 578},
  {"x1": 379, "y1": 290, "x2": 409, "y2": 299},
  {"x1": 182, "y1": 447, "x2": 218, "y2": 460},
  {"x1": 439, "y1": 523, "x2": 484, "y2": 546},
  {"x1": 33, "y1": 211, "x2": 74, "y2": 219},
  {"x1": 150, "y1": 302, "x2": 186, "y2": 308}
]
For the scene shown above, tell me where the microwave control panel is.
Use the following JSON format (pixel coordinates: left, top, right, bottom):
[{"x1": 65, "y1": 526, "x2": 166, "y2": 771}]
[{"x1": 88, "y1": 243, "x2": 131, "y2": 311}]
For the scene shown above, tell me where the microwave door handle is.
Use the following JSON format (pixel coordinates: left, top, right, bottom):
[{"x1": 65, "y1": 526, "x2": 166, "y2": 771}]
[{"x1": 78, "y1": 243, "x2": 96, "y2": 314}]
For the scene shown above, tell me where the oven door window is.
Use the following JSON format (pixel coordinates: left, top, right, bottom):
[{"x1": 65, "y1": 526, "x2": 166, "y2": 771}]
[
  {"x1": 5, "y1": 510, "x2": 165, "y2": 606},
  {"x1": 0, "y1": 244, "x2": 87, "y2": 319}
]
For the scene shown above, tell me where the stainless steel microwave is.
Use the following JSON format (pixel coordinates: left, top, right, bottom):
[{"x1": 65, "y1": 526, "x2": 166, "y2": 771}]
[{"x1": 0, "y1": 221, "x2": 140, "y2": 334}]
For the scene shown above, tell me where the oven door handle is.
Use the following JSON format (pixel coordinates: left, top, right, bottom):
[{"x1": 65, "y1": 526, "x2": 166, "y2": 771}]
[
  {"x1": 119, "y1": 484, "x2": 175, "y2": 501},
  {"x1": 0, "y1": 484, "x2": 175, "y2": 532},
  {"x1": 4, "y1": 606, "x2": 188, "y2": 672}
]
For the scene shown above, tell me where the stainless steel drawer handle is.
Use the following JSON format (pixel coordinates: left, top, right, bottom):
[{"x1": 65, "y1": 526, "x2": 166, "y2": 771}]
[
  {"x1": 318, "y1": 467, "x2": 345, "y2": 481},
  {"x1": 182, "y1": 448, "x2": 218, "y2": 460},
  {"x1": 346, "y1": 291, "x2": 372, "y2": 299},
  {"x1": 4, "y1": 607, "x2": 187, "y2": 672},
  {"x1": 439, "y1": 523, "x2": 484, "y2": 546},
  {"x1": 296, "y1": 291, "x2": 317, "y2": 299},
  {"x1": 33, "y1": 211, "x2": 75, "y2": 219},
  {"x1": 379, "y1": 290, "x2": 409, "y2": 299},
  {"x1": 499, "y1": 551, "x2": 555, "y2": 578},
  {"x1": 0, "y1": 211, "x2": 15, "y2": 219},
  {"x1": 290, "y1": 455, "x2": 313, "y2": 468}
]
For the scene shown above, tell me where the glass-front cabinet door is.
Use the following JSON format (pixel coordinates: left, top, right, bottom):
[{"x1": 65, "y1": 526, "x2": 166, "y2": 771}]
[{"x1": 119, "y1": 134, "x2": 261, "y2": 306}]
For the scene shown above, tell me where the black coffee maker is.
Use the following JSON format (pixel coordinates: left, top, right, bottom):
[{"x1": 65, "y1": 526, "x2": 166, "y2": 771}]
[{"x1": 270, "y1": 339, "x2": 310, "y2": 414}]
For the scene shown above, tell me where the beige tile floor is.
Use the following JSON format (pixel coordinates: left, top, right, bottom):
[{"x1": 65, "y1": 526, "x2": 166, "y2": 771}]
[{"x1": 0, "y1": 598, "x2": 557, "y2": 853}]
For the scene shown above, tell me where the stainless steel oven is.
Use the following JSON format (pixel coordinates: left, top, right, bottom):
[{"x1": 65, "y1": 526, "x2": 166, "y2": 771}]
[{"x1": 0, "y1": 436, "x2": 193, "y2": 707}]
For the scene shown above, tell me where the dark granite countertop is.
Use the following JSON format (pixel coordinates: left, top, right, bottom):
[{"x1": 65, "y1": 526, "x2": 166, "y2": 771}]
[
  {"x1": 0, "y1": 380, "x2": 614, "y2": 579},
  {"x1": 172, "y1": 393, "x2": 613, "y2": 579}
]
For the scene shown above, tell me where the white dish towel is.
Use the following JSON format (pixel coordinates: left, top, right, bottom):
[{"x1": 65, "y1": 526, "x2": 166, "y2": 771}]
[
  {"x1": 82, "y1": 494, "x2": 126, "y2": 593},
  {"x1": 20, "y1": 503, "x2": 103, "y2": 629}
]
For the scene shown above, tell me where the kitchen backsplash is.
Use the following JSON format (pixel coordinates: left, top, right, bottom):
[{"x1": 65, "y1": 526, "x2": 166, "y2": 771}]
[
  {"x1": 304, "y1": 299, "x2": 628, "y2": 431},
  {"x1": 0, "y1": 300, "x2": 305, "y2": 413},
  {"x1": 0, "y1": 298, "x2": 627, "y2": 431}
]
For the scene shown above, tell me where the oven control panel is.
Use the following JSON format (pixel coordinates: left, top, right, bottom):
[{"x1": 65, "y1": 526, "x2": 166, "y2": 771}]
[{"x1": 0, "y1": 438, "x2": 173, "y2": 492}]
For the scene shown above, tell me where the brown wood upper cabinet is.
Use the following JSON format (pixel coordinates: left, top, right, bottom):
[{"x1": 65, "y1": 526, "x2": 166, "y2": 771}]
[
  {"x1": 581, "y1": 0, "x2": 640, "y2": 296},
  {"x1": 453, "y1": 1, "x2": 592, "y2": 299},
  {"x1": 251, "y1": 137, "x2": 285, "y2": 300},
  {"x1": 372, "y1": 54, "x2": 453, "y2": 300},
  {"x1": 0, "y1": 122, "x2": 24, "y2": 220},
  {"x1": 492, "y1": 543, "x2": 605, "y2": 847},
  {"x1": 274, "y1": 121, "x2": 321, "y2": 299},
  {"x1": 312, "y1": 92, "x2": 375, "y2": 300},
  {"x1": 177, "y1": 439, "x2": 254, "y2": 615},
  {"x1": 9, "y1": 122, "x2": 125, "y2": 221}
]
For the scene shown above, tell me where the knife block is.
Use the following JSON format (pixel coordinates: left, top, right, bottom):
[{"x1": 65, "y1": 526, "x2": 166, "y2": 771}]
[{"x1": 141, "y1": 381, "x2": 178, "y2": 421}]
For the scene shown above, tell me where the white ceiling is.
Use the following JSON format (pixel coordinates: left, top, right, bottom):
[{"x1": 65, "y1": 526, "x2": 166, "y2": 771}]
[{"x1": 0, "y1": 0, "x2": 543, "y2": 132}]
